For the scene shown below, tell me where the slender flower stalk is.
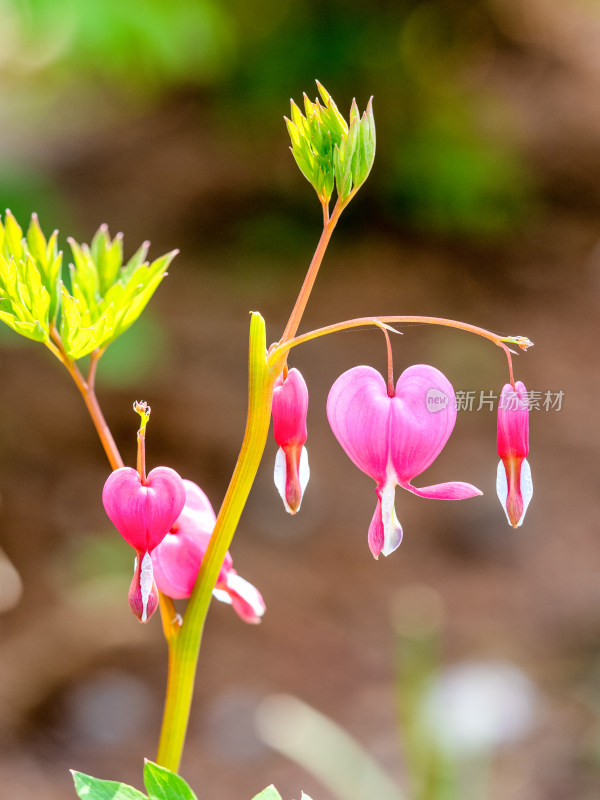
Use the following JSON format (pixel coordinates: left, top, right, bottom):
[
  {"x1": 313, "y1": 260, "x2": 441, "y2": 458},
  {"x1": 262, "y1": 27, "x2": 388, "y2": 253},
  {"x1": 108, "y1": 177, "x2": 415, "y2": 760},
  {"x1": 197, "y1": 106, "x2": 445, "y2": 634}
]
[
  {"x1": 156, "y1": 312, "x2": 286, "y2": 771},
  {"x1": 280, "y1": 198, "x2": 345, "y2": 344},
  {"x1": 275, "y1": 315, "x2": 531, "y2": 365},
  {"x1": 272, "y1": 316, "x2": 530, "y2": 400},
  {"x1": 376, "y1": 322, "x2": 395, "y2": 397},
  {"x1": 48, "y1": 327, "x2": 123, "y2": 470}
]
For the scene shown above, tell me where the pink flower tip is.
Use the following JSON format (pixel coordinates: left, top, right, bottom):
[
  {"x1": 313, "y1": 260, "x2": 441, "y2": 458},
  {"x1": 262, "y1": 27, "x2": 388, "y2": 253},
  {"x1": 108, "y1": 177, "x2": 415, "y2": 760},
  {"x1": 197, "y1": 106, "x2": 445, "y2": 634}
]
[
  {"x1": 128, "y1": 551, "x2": 159, "y2": 623},
  {"x1": 151, "y1": 479, "x2": 266, "y2": 623},
  {"x1": 272, "y1": 368, "x2": 310, "y2": 514},
  {"x1": 496, "y1": 381, "x2": 532, "y2": 527}
]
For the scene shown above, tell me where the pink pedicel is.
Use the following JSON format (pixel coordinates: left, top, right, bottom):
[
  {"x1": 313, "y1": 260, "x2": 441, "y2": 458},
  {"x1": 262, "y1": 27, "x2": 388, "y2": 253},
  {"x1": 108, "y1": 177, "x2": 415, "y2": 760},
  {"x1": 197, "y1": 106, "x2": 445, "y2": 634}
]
[
  {"x1": 272, "y1": 367, "x2": 310, "y2": 514},
  {"x1": 327, "y1": 364, "x2": 481, "y2": 558},
  {"x1": 151, "y1": 480, "x2": 265, "y2": 624},
  {"x1": 102, "y1": 466, "x2": 186, "y2": 622},
  {"x1": 496, "y1": 381, "x2": 533, "y2": 527}
]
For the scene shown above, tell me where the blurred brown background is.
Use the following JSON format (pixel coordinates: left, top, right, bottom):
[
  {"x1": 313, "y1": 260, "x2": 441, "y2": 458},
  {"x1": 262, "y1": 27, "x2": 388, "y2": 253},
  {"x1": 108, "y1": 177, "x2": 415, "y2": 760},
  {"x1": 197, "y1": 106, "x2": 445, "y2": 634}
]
[{"x1": 0, "y1": 1, "x2": 599, "y2": 798}]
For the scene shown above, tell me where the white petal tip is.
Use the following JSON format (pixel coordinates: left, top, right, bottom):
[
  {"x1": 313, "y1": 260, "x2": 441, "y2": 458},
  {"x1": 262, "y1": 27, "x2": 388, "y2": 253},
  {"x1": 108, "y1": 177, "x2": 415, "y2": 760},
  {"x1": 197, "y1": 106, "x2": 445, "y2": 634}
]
[
  {"x1": 380, "y1": 482, "x2": 403, "y2": 556},
  {"x1": 496, "y1": 459, "x2": 533, "y2": 527},
  {"x1": 274, "y1": 446, "x2": 310, "y2": 514}
]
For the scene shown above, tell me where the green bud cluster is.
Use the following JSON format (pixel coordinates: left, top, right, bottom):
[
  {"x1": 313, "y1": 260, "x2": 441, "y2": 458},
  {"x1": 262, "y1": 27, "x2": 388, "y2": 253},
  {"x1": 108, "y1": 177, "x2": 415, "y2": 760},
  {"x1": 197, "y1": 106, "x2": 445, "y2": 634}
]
[
  {"x1": 0, "y1": 211, "x2": 176, "y2": 360},
  {"x1": 285, "y1": 81, "x2": 375, "y2": 206}
]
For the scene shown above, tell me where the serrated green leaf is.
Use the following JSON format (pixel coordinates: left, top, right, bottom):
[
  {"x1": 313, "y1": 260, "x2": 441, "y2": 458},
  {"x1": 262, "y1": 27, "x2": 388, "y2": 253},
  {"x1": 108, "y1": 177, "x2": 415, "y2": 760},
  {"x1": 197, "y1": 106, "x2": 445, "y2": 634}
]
[
  {"x1": 290, "y1": 99, "x2": 304, "y2": 130},
  {"x1": 285, "y1": 117, "x2": 301, "y2": 148},
  {"x1": 0, "y1": 243, "x2": 51, "y2": 342},
  {"x1": 316, "y1": 83, "x2": 348, "y2": 145},
  {"x1": 23, "y1": 214, "x2": 62, "y2": 321},
  {"x1": 89, "y1": 224, "x2": 109, "y2": 264},
  {"x1": 143, "y1": 761, "x2": 197, "y2": 800},
  {"x1": 90, "y1": 225, "x2": 125, "y2": 295},
  {"x1": 67, "y1": 315, "x2": 112, "y2": 359},
  {"x1": 290, "y1": 148, "x2": 315, "y2": 187},
  {"x1": 3, "y1": 210, "x2": 25, "y2": 261},
  {"x1": 60, "y1": 285, "x2": 113, "y2": 359},
  {"x1": 68, "y1": 238, "x2": 100, "y2": 310},
  {"x1": 0, "y1": 310, "x2": 47, "y2": 342},
  {"x1": 0, "y1": 212, "x2": 62, "y2": 335},
  {"x1": 119, "y1": 240, "x2": 151, "y2": 285},
  {"x1": 251, "y1": 786, "x2": 283, "y2": 800},
  {"x1": 71, "y1": 770, "x2": 148, "y2": 800},
  {"x1": 26, "y1": 214, "x2": 48, "y2": 266},
  {"x1": 303, "y1": 92, "x2": 314, "y2": 120},
  {"x1": 61, "y1": 229, "x2": 175, "y2": 358}
]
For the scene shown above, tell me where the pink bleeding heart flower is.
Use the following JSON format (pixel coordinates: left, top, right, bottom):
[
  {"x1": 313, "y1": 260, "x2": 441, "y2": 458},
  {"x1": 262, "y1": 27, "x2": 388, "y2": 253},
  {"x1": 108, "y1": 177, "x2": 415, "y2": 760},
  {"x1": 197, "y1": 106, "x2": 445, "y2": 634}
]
[
  {"x1": 102, "y1": 466, "x2": 186, "y2": 622},
  {"x1": 151, "y1": 479, "x2": 265, "y2": 624},
  {"x1": 497, "y1": 381, "x2": 532, "y2": 527},
  {"x1": 272, "y1": 367, "x2": 310, "y2": 514},
  {"x1": 327, "y1": 364, "x2": 482, "y2": 558}
]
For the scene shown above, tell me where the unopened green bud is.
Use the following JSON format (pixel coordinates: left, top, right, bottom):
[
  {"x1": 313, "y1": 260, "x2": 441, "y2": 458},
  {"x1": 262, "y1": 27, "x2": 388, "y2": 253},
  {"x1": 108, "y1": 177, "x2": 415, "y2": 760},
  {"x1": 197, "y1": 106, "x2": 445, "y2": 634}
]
[{"x1": 285, "y1": 82, "x2": 376, "y2": 207}]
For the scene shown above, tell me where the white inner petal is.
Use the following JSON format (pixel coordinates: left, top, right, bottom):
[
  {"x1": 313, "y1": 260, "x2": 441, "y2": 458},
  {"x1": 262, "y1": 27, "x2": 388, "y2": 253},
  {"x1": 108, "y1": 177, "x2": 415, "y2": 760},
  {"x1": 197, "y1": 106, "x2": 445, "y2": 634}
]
[
  {"x1": 520, "y1": 459, "x2": 533, "y2": 525},
  {"x1": 273, "y1": 446, "x2": 310, "y2": 514},
  {"x1": 298, "y1": 446, "x2": 310, "y2": 502},
  {"x1": 139, "y1": 551, "x2": 154, "y2": 623},
  {"x1": 212, "y1": 588, "x2": 233, "y2": 606},
  {"x1": 380, "y1": 476, "x2": 403, "y2": 557},
  {"x1": 496, "y1": 460, "x2": 510, "y2": 524},
  {"x1": 496, "y1": 459, "x2": 533, "y2": 527},
  {"x1": 273, "y1": 447, "x2": 289, "y2": 510}
]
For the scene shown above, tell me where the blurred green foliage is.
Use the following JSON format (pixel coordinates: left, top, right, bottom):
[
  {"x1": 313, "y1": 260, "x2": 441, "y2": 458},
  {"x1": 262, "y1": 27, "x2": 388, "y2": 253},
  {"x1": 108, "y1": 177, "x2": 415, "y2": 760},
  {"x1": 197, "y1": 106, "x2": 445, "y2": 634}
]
[
  {"x1": 2, "y1": 0, "x2": 535, "y2": 238},
  {"x1": 11, "y1": 0, "x2": 235, "y2": 89}
]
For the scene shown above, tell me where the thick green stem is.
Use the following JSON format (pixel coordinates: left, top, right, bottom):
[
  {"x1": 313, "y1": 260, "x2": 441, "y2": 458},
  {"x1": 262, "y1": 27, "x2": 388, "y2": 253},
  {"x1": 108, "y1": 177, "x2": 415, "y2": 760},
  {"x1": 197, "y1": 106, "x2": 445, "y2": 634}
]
[{"x1": 156, "y1": 312, "x2": 285, "y2": 771}]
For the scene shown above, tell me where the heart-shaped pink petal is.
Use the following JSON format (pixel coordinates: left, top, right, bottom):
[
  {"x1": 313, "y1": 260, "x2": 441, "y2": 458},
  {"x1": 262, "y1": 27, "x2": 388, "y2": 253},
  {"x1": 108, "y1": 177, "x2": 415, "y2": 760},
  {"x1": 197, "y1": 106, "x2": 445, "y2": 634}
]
[
  {"x1": 173, "y1": 479, "x2": 219, "y2": 538},
  {"x1": 152, "y1": 479, "x2": 232, "y2": 599},
  {"x1": 327, "y1": 364, "x2": 457, "y2": 485},
  {"x1": 326, "y1": 365, "x2": 392, "y2": 480},
  {"x1": 388, "y1": 365, "x2": 457, "y2": 482},
  {"x1": 102, "y1": 466, "x2": 186, "y2": 553}
]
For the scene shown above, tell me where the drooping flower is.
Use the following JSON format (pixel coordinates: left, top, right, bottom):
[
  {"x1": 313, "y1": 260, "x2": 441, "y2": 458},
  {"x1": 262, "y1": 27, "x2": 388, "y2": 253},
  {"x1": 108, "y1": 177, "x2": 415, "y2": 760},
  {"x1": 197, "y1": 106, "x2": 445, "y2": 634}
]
[
  {"x1": 327, "y1": 364, "x2": 481, "y2": 558},
  {"x1": 102, "y1": 466, "x2": 186, "y2": 622},
  {"x1": 151, "y1": 479, "x2": 265, "y2": 624},
  {"x1": 496, "y1": 381, "x2": 532, "y2": 527},
  {"x1": 272, "y1": 367, "x2": 310, "y2": 514}
]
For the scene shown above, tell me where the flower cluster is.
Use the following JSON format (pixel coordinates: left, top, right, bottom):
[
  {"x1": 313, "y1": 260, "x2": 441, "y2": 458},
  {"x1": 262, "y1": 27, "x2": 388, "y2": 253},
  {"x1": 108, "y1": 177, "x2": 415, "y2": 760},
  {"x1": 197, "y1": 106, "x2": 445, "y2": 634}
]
[
  {"x1": 103, "y1": 359, "x2": 532, "y2": 622},
  {"x1": 271, "y1": 363, "x2": 532, "y2": 558},
  {"x1": 103, "y1": 470, "x2": 264, "y2": 624}
]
